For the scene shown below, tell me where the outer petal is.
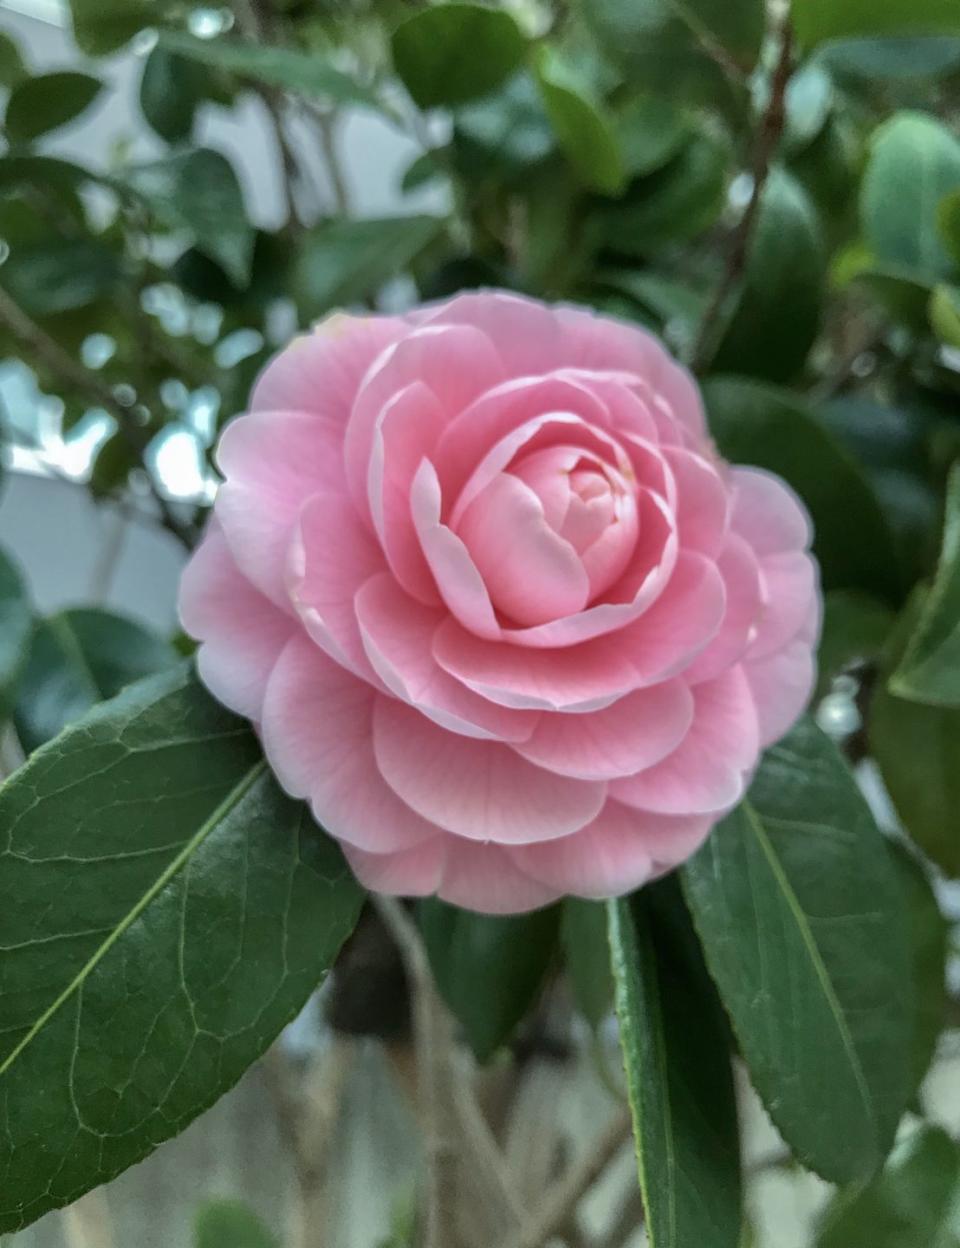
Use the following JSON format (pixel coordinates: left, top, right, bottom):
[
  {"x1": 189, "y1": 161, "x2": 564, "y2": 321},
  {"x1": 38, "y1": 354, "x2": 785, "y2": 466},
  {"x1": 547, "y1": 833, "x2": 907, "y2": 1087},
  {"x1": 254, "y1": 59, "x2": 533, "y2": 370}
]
[
  {"x1": 372, "y1": 696, "x2": 606, "y2": 844},
  {"x1": 342, "y1": 838, "x2": 447, "y2": 898},
  {"x1": 744, "y1": 639, "x2": 816, "y2": 747},
  {"x1": 751, "y1": 551, "x2": 819, "y2": 660},
  {"x1": 422, "y1": 290, "x2": 565, "y2": 376},
  {"x1": 179, "y1": 526, "x2": 294, "y2": 721},
  {"x1": 250, "y1": 312, "x2": 407, "y2": 418},
  {"x1": 287, "y1": 493, "x2": 387, "y2": 680},
  {"x1": 663, "y1": 445, "x2": 729, "y2": 559},
  {"x1": 684, "y1": 534, "x2": 762, "y2": 684},
  {"x1": 514, "y1": 680, "x2": 694, "y2": 780},
  {"x1": 611, "y1": 666, "x2": 759, "y2": 816},
  {"x1": 508, "y1": 800, "x2": 663, "y2": 898},
  {"x1": 355, "y1": 573, "x2": 537, "y2": 742},
  {"x1": 730, "y1": 466, "x2": 813, "y2": 556},
  {"x1": 261, "y1": 635, "x2": 440, "y2": 852},
  {"x1": 215, "y1": 410, "x2": 345, "y2": 607}
]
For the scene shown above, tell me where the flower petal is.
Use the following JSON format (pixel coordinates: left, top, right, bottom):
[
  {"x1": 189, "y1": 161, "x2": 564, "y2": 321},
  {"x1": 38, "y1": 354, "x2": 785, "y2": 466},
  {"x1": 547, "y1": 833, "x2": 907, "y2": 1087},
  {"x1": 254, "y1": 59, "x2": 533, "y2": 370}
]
[
  {"x1": 684, "y1": 534, "x2": 762, "y2": 684},
  {"x1": 411, "y1": 459, "x2": 501, "y2": 640},
  {"x1": 611, "y1": 666, "x2": 758, "y2": 816},
  {"x1": 731, "y1": 466, "x2": 812, "y2": 556},
  {"x1": 372, "y1": 696, "x2": 606, "y2": 843},
  {"x1": 355, "y1": 573, "x2": 537, "y2": 742},
  {"x1": 744, "y1": 639, "x2": 816, "y2": 747},
  {"x1": 215, "y1": 410, "x2": 346, "y2": 607},
  {"x1": 515, "y1": 680, "x2": 694, "y2": 780},
  {"x1": 752, "y1": 550, "x2": 819, "y2": 659},
  {"x1": 662, "y1": 445, "x2": 729, "y2": 558},
  {"x1": 179, "y1": 525, "x2": 294, "y2": 721},
  {"x1": 457, "y1": 472, "x2": 590, "y2": 627},
  {"x1": 250, "y1": 312, "x2": 408, "y2": 418},
  {"x1": 261, "y1": 635, "x2": 440, "y2": 852},
  {"x1": 287, "y1": 493, "x2": 387, "y2": 680}
]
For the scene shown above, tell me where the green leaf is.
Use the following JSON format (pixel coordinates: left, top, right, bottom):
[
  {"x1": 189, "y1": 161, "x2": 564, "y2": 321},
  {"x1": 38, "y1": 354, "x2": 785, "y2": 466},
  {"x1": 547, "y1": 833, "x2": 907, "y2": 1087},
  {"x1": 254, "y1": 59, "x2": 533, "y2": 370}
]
[
  {"x1": 157, "y1": 31, "x2": 383, "y2": 113},
  {"x1": 682, "y1": 716, "x2": 913, "y2": 1184},
  {"x1": 608, "y1": 888, "x2": 741, "y2": 1248},
  {"x1": 392, "y1": 3, "x2": 527, "y2": 110},
  {"x1": 871, "y1": 594, "x2": 960, "y2": 877},
  {"x1": 454, "y1": 72, "x2": 555, "y2": 176},
  {"x1": 419, "y1": 899, "x2": 558, "y2": 1062},
  {"x1": 939, "y1": 189, "x2": 960, "y2": 267},
  {"x1": 1, "y1": 237, "x2": 122, "y2": 317},
  {"x1": 816, "y1": 1126, "x2": 960, "y2": 1248},
  {"x1": 712, "y1": 168, "x2": 825, "y2": 382},
  {"x1": 0, "y1": 547, "x2": 31, "y2": 720},
  {"x1": 195, "y1": 1200, "x2": 278, "y2": 1248},
  {"x1": 534, "y1": 51, "x2": 626, "y2": 196},
  {"x1": 0, "y1": 665, "x2": 364, "y2": 1234},
  {"x1": 120, "y1": 148, "x2": 255, "y2": 288},
  {"x1": 815, "y1": 590, "x2": 895, "y2": 701},
  {"x1": 818, "y1": 36, "x2": 960, "y2": 82},
  {"x1": 795, "y1": 0, "x2": 960, "y2": 48},
  {"x1": 703, "y1": 378, "x2": 902, "y2": 601},
  {"x1": 0, "y1": 32, "x2": 27, "y2": 88},
  {"x1": 861, "y1": 112, "x2": 960, "y2": 282},
  {"x1": 930, "y1": 284, "x2": 960, "y2": 348},
  {"x1": 599, "y1": 131, "x2": 731, "y2": 256},
  {"x1": 139, "y1": 46, "x2": 205, "y2": 143},
  {"x1": 891, "y1": 846, "x2": 947, "y2": 1096},
  {"x1": 562, "y1": 898, "x2": 613, "y2": 1030},
  {"x1": 582, "y1": 0, "x2": 763, "y2": 75},
  {"x1": 13, "y1": 608, "x2": 178, "y2": 754},
  {"x1": 66, "y1": 0, "x2": 166, "y2": 56},
  {"x1": 891, "y1": 463, "x2": 960, "y2": 705},
  {"x1": 5, "y1": 72, "x2": 103, "y2": 144},
  {"x1": 294, "y1": 215, "x2": 444, "y2": 317}
]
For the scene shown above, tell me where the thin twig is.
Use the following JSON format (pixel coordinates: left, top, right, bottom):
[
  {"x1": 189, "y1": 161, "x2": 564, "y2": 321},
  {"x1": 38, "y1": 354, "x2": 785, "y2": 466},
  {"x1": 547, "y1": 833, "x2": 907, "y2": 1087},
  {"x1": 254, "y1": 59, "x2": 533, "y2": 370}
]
[
  {"x1": 0, "y1": 285, "x2": 198, "y2": 549},
  {"x1": 372, "y1": 896, "x2": 460, "y2": 1248},
  {"x1": 691, "y1": 16, "x2": 795, "y2": 373},
  {"x1": 503, "y1": 1110, "x2": 632, "y2": 1248}
]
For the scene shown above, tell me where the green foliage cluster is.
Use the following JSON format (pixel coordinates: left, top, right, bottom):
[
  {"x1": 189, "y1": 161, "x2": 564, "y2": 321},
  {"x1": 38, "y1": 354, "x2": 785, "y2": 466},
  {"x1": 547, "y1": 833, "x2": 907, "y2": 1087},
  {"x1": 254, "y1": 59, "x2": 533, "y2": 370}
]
[{"x1": 2, "y1": 0, "x2": 960, "y2": 1244}]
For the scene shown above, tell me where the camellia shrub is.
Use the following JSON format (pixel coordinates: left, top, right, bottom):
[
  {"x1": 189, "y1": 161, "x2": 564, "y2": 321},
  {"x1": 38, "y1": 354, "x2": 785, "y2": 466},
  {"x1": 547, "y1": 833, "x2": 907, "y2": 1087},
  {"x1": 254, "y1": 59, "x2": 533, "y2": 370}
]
[{"x1": 1, "y1": 0, "x2": 960, "y2": 1244}]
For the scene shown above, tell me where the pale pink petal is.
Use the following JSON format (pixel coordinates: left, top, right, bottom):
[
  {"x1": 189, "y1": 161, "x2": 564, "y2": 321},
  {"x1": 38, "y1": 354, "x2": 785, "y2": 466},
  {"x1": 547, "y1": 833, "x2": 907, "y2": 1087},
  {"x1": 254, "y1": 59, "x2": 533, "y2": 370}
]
[
  {"x1": 663, "y1": 445, "x2": 729, "y2": 558},
  {"x1": 432, "y1": 552, "x2": 722, "y2": 711},
  {"x1": 684, "y1": 535, "x2": 762, "y2": 684},
  {"x1": 250, "y1": 312, "x2": 407, "y2": 418},
  {"x1": 731, "y1": 466, "x2": 813, "y2": 556},
  {"x1": 422, "y1": 290, "x2": 564, "y2": 375},
  {"x1": 629, "y1": 809, "x2": 714, "y2": 872},
  {"x1": 287, "y1": 493, "x2": 388, "y2": 680},
  {"x1": 368, "y1": 380, "x2": 446, "y2": 604},
  {"x1": 457, "y1": 473, "x2": 590, "y2": 626},
  {"x1": 744, "y1": 640, "x2": 816, "y2": 747},
  {"x1": 343, "y1": 838, "x2": 447, "y2": 898},
  {"x1": 355, "y1": 573, "x2": 537, "y2": 742},
  {"x1": 179, "y1": 526, "x2": 294, "y2": 720},
  {"x1": 261, "y1": 635, "x2": 439, "y2": 852},
  {"x1": 411, "y1": 460, "x2": 501, "y2": 640},
  {"x1": 372, "y1": 696, "x2": 606, "y2": 843},
  {"x1": 611, "y1": 666, "x2": 759, "y2": 815},
  {"x1": 654, "y1": 360, "x2": 707, "y2": 439},
  {"x1": 433, "y1": 618, "x2": 648, "y2": 712},
  {"x1": 433, "y1": 374, "x2": 612, "y2": 508},
  {"x1": 344, "y1": 322, "x2": 505, "y2": 518},
  {"x1": 439, "y1": 840, "x2": 561, "y2": 913},
  {"x1": 508, "y1": 800, "x2": 659, "y2": 898},
  {"x1": 500, "y1": 490, "x2": 677, "y2": 650},
  {"x1": 215, "y1": 411, "x2": 345, "y2": 607},
  {"x1": 555, "y1": 305, "x2": 663, "y2": 376},
  {"x1": 515, "y1": 680, "x2": 694, "y2": 781},
  {"x1": 752, "y1": 551, "x2": 819, "y2": 660},
  {"x1": 567, "y1": 372, "x2": 661, "y2": 442}
]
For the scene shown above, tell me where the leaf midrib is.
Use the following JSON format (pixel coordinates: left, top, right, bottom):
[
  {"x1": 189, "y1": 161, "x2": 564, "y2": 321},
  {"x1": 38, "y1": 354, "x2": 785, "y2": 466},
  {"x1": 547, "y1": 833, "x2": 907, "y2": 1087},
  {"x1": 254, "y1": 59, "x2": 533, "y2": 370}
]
[
  {"x1": 0, "y1": 758, "x2": 267, "y2": 1078},
  {"x1": 742, "y1": 798, "x2": 876, "y2": 1139}
]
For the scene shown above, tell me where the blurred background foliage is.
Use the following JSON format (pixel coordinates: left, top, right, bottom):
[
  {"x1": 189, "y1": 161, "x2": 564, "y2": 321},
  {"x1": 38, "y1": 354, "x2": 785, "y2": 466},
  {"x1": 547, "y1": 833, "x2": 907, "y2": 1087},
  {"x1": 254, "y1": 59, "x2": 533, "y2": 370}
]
[{"x1": 3, "y1": 1, "x2": 960, "y2": 1246}]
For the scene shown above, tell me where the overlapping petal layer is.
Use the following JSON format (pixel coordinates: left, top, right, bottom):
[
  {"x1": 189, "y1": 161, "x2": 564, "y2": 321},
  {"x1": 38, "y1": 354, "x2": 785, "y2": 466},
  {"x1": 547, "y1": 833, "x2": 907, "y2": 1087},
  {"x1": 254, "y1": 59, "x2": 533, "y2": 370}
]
[{"x1": 181, "y1": 291, "x2": 820, "y2": 913}]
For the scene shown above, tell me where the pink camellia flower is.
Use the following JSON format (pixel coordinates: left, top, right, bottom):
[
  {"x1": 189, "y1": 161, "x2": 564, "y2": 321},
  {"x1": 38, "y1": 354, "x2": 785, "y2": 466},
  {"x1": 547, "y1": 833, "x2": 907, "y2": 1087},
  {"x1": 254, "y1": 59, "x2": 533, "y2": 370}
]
[{"x1": 180, "y1": 292, "x2": 820, "y2": 914}]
